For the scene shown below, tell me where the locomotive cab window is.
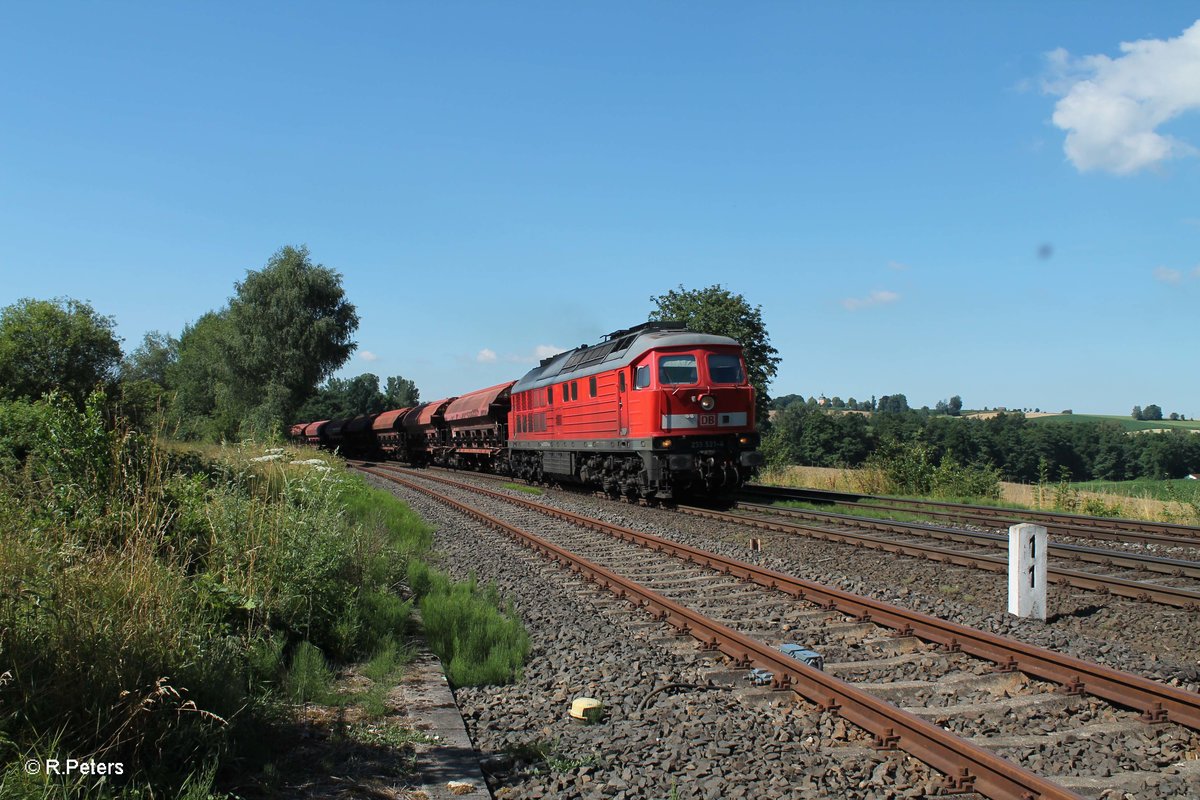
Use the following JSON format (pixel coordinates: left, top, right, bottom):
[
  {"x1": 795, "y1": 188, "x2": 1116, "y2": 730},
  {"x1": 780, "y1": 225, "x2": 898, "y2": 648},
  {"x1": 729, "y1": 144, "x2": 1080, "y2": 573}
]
[
  {"x1": 570, "y1": 381, "x2": 578, "y2": 401},
  {"x1": 658, "y1": 354, "x2": 698, "y2": 385},
  {"x1": 588, "y1": 376, "x2": 597, "y2": 397},
  {"x1": 634, "y1": 365, "x2": 650, "y2": 389},
  {"x1": 562, "y1": 384, "x2": 568, "y2": 402},
  {"x1": 707, "y1": 354, "x2": 745, "y2": 384}
]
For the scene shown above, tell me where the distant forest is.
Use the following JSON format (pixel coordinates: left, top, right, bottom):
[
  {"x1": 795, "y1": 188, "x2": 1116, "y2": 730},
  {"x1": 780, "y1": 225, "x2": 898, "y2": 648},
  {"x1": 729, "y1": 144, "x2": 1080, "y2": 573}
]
[{"x1": 764, "y1": 400, "x2": 1200, "y2": 483}]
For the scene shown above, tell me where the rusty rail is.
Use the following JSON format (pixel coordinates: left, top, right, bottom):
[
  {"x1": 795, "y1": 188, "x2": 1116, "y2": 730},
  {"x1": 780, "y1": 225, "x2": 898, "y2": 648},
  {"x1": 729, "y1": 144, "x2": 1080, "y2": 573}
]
[
  {"x1": 362, "y1": 464, "x2": 1200, "y2": 732},
  {"x1": 740, "y1": 484, "x2": 1200, "y2": 545},
  {"x1": 371, "y1": 467, "x2": 1081, "y2": 800},
  {"x1": 679, "y1": 506, "x2": 1200, "y2": 610},
  {"x1": 735, "y1": 502, "x2": 1200, "y2": 579}
]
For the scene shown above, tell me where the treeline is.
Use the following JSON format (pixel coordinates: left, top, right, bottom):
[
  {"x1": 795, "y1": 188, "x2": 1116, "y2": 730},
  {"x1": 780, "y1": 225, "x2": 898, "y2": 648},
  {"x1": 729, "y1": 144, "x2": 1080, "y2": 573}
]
[
  {"x1": 0, "y1": 245, "x2": 421, "y2": 440},
  {"x1": 765, "y1": 405, "x2": 1200, "y2": 482}
]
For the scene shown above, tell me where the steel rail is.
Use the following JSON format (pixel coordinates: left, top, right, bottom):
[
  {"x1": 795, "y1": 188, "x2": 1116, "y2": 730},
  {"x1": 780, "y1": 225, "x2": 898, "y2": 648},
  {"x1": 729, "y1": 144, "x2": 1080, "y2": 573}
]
[
  {"x1": 742, "y1": 484, "x2": 1200, "y2": 542},
  {"x1": 362, "y1": 464, "x2": 1200, "y2": 731},
  {"x1": 736, "y1": 502, "x2": 1200, "y2": 579},
  {"x1": 370, "y1": 467, "x2": 1081, "y2": 800},
  {"x1": 740, "y1": 495, "x2": 1200, "y2": 550},
  {"x1": 753, "y1": 495, "x2": 1200, "y2": 550},
  {"x1": 680, "y1": 505, "x2": 1200, "y2": 610}
]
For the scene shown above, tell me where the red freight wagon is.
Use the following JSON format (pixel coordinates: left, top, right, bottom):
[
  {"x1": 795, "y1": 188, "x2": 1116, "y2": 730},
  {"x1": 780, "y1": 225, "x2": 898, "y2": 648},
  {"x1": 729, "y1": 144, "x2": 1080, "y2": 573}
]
[
  {"x1": 403, "y1": 398, "x2": 456, "y2": 465},
  {"x1": 303, "y1": 420, "x2": 329, "y2": 446},
  {"x1": 371, "y1": 407, "x2": 413, "y2": 459},
  {"x1": 443, "y1": 381, "x2": 515, "y2": 470},
  {"x1": 507, "y1": 322, "x2": 762, "y2": 501}
]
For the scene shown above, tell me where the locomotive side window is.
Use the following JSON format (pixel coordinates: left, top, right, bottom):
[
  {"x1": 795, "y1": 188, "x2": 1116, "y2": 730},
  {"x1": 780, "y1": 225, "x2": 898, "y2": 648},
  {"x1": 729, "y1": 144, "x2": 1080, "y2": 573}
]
[
  {"x1": 562, "y1": 384, "x2": 568, "y2": 402},
  {"x1": 659, "y1": 354, "x2": 698, "y2": 385},
  {"x1": 618, "y1": 372, "x2": 626, "y2": 392},
  {"x1": 589, "y1": 376, "x2": 597, "y2": 397},
  {"x1": 547, "y1": 387, "x2": 553, "y2": 406},
  {"x1": 634, "y1": 365, "x2": 649, "y2": 389},
  {"x1": 570, "y1": 381, "x2": 578, "y2": 401},
  {"x1": 707, "y1": 354, "x2": 745, "y2": 384}
]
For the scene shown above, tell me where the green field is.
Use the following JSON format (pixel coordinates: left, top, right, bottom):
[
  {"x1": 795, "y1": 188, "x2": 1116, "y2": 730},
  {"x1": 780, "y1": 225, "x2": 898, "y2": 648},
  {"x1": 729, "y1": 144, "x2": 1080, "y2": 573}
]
[
  {"x1": 1029, "y1": 413, "x2": 1200, "y2": 432},
  {"x1": 1072, "y1": 478, "x2": 1200, "y2": 503}
]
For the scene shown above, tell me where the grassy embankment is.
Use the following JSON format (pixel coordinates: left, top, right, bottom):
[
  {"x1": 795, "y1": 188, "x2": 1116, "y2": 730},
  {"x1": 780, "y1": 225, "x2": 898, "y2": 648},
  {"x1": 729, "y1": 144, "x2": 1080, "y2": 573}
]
[{"x1": 0, "y1": 394, "x2": 528, "y2": 798}]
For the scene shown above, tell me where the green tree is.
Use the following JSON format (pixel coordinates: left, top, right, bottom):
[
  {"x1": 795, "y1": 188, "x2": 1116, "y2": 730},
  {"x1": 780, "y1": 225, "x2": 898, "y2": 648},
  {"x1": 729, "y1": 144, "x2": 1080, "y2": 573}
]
[
  {"x1": 342, "y1": 374, "x2": 388, "y2": 415},
  {"x1": 877, "y1": 393, "x2": 909, "y2": 414},
  {"x1": 1132, "y1": 405, "x2": 1143, "y2": 421},
  {"x1": 948, "y1": 395, "x2": 963, "y2": 416},
  {"x1": 1142, "y1": 404, "x2": 1163, "y2": 421},
  {"x1": 225, "y1": 245, "x2": 359, "y2": 431},
  {"x1": 121, "y1": 331, "x2": 178, "y2": 386},
  {"x1": 297, "y1": 373, "x2": 401, "y2": 421},
  {"x1": 648, "y1": 284, "x2": 780, "y2": 426},
  {"x1": 0, "y1": 297, "x2": 122, "y2": 407},
  {"x1": 385, "y1": 375, "x2": 420, "y2": 408},
  {"x1": 167, "y1": 312, "x2": 239, "y2": 439}
]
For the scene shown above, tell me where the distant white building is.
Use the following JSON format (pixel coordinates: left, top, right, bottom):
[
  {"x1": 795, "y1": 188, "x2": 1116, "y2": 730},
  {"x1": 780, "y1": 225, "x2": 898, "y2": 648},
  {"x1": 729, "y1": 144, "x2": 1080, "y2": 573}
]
[{"x1": 1187, "y1": 473, "x2": 1200, "y2": 480}]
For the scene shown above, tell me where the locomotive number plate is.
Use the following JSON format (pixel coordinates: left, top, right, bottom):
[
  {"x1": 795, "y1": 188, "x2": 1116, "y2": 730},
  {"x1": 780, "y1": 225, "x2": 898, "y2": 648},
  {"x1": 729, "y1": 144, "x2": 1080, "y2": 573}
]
[{"x1": 699, "y1": 414, "x2": 717, "y2": 427}]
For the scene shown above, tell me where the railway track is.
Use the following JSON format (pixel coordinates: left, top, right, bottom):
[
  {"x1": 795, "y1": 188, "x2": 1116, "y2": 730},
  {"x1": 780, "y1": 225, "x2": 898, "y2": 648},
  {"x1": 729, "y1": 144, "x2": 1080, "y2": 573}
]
[
  {"x1": 360, "y1": 463, "x2": 1200, "y2": 799},
  {"x1": 742, "y1": 484, "x2": 1200, "y2": 546},
  {"x1": 680, "y1": 504, "x2": 1200, "y2": 610},
  {"x1": 407, "y1": 464, "x2": 1200, "y2": 610}
]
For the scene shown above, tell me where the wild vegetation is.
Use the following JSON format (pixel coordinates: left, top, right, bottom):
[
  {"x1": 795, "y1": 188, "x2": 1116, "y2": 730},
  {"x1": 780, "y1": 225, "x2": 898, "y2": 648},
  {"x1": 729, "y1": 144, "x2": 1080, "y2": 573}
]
[
  {"x1": 0, "y1": 246, "x2": 533, "y2": 797},
  {"x1": 0, "y1": 392, "x2": 529, "y2": 797}
]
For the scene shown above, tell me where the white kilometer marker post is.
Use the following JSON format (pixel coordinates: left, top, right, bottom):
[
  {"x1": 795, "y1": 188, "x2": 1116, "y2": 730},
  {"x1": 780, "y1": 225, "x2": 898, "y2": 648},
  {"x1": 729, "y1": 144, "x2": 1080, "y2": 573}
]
[{"x1": 1008, "y1": 523, "x2": 1048, "y2": 620}]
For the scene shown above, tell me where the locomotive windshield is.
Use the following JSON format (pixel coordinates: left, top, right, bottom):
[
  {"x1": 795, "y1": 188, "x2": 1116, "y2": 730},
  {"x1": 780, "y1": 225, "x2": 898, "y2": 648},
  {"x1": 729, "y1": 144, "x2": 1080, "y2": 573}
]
[
  {"x1": 659, "y1": 354, "x2": 698, "y2": 385},
  {"x1": 707, "y1": 353, "x2": 745, "y2": 384}
]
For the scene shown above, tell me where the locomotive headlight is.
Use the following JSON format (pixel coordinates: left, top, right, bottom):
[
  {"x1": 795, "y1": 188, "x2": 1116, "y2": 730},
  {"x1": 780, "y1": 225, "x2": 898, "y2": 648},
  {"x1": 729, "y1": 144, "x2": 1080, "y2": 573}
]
[
  {"x1": 738, "y1": 435, "x2": 750, "y2": 445},
  {"x1": 659, "y1": 438, "x2": 672, "y2": 448},
  {"x1": 699, "y1": 394, "x2": 716, "y2": 411}
]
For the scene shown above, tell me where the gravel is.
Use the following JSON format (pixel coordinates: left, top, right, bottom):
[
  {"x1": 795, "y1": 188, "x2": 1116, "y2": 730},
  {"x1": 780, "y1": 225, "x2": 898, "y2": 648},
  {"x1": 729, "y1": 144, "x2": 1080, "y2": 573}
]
[{"x1": 367, "y1": 469, "x2": 1200, "y2": 798}]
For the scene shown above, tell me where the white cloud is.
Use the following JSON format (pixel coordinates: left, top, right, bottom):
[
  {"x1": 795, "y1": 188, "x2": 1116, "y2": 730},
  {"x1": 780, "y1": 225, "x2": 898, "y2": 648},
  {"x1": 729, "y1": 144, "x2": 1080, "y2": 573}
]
[
  {"x1": 505, "y1": 344, "x2": 567, "y2": 364},
  {"x1": 1045, "y1": 20, "x2": 1200, "y2": 175},
  {"x1": 841, "y1": 290, "x2": 900, "y2": 311},
  {"x1": 1193, "y1": 264, "x2": 1200, "y2": 277},
  {"x1": 359, "y1": 350, "x2": 379, "y2": 362},
  {"x1": 477, "y1": 344, "x2": 566, "y2": 364},
  {"x1": 1154, "y1": 266, "x2": 1183, "y2": 284}
]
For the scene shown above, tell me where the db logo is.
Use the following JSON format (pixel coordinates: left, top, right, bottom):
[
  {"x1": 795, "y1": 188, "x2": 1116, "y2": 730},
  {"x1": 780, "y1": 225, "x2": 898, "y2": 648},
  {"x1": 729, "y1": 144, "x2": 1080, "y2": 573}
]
[{"x1": 699, "y1": 414, "x2": 716, "y2": 427}]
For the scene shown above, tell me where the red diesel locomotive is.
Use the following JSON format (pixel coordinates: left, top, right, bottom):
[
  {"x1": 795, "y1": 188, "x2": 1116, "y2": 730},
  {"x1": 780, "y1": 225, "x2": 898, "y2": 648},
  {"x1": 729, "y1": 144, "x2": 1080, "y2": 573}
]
[{"x1": 292, "y1": 321, "x2": 764, "y2": 501}]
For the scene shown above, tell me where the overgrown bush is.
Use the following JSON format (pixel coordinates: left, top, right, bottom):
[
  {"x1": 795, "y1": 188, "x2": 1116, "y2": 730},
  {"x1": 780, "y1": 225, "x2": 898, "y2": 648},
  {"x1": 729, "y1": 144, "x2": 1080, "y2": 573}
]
[{"x1": 866, "y1": 438, "x2": 1000, "y2": 499}]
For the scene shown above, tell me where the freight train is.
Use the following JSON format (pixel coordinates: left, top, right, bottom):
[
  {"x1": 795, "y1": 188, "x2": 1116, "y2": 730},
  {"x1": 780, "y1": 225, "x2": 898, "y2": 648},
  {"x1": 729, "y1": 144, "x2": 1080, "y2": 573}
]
[{"x1": 290, "y1": 321, "x2": 764, "y2": 501}]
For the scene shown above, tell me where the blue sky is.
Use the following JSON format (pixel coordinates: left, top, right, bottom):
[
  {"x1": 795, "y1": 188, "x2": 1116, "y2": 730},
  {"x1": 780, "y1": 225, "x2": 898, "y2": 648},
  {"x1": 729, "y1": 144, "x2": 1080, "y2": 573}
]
[{"x1": 2, "y1": 3, "x2": 1197, "y2": 416}]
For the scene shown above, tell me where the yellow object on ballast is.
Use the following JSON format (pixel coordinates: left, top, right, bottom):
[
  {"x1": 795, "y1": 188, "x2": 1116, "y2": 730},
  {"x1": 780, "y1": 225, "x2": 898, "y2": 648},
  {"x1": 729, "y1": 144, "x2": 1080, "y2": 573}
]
[{"x1": 569, "y1": 697, "x2": 603, "y2": 722}]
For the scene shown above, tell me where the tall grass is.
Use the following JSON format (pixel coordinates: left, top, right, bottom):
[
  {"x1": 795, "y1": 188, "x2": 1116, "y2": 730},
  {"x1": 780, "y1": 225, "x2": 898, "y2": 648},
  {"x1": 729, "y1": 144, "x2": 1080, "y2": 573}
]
[{"x1": 0, "y1": 393, "x2": 432, "y2": 796}]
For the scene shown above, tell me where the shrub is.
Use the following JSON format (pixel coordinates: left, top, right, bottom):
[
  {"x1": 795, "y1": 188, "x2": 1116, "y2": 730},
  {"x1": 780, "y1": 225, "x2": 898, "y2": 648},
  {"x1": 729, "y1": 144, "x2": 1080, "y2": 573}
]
[
  {"x1": 867, "y1": 438, "x2": 1000, "y2": 499},
  {"x1": 406, "y1": 563, "x2": 529, "y2": 688}
]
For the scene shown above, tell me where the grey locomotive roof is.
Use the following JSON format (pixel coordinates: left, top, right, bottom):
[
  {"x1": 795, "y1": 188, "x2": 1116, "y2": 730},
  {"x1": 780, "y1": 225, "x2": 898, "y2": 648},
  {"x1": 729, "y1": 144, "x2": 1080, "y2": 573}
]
[{"x1": 511, "y1": 323, "x2": 741, "y2": 393}]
